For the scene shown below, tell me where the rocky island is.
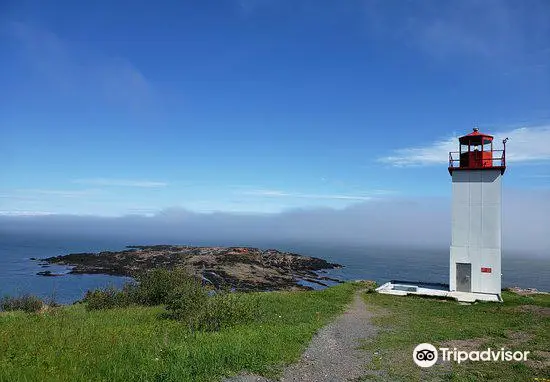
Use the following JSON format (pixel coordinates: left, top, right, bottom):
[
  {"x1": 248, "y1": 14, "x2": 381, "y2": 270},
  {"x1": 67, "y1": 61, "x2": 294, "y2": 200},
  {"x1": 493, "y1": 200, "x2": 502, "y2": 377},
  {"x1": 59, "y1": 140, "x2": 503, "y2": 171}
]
[{"x1": 41, "y1": 245, "x2": 342, "y2": 291}]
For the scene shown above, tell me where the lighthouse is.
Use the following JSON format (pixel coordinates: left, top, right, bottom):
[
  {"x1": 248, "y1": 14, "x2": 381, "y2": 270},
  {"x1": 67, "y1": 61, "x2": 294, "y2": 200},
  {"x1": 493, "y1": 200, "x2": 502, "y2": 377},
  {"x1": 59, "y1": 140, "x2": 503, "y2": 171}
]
[
  {"x1": 376, "y1": 127, "x2": 506, "y2": 302},
  {"x1": 448, "y1": 128, "x2": 506, "y2": 297}
]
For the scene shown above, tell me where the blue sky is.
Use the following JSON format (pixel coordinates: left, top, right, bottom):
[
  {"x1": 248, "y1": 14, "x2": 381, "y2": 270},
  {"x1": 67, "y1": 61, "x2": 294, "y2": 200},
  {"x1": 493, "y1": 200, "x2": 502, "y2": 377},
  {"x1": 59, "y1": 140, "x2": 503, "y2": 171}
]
[{"x1": 1, "y1": 0, "x2": 550, "y2": 216}]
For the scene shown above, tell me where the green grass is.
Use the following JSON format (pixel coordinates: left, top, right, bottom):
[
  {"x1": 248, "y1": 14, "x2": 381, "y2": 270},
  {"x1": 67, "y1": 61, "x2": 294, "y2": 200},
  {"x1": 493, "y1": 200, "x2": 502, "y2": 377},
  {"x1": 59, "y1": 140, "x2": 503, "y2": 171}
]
[
  {"x1": 0, "y1": 282, "x2": 359, "y2": 382},
  {"x1": 361, "y1": 290, "x2": 550, "y2": 382}
]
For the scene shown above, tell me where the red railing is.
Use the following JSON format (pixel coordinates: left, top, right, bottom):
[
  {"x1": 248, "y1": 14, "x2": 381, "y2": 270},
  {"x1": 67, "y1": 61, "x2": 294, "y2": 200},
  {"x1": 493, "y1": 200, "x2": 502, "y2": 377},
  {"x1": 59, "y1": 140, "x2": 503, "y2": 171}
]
[{"x1": 448, "y1": 149, "x2": 505, "y2": 169}]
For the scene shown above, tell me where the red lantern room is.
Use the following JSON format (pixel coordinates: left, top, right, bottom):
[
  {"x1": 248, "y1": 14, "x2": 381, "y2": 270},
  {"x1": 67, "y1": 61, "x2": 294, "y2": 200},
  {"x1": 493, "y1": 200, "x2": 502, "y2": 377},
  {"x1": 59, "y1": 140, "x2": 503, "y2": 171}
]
[{"x1": 448, "y1": 128, "x2": 506, "y2": 175}]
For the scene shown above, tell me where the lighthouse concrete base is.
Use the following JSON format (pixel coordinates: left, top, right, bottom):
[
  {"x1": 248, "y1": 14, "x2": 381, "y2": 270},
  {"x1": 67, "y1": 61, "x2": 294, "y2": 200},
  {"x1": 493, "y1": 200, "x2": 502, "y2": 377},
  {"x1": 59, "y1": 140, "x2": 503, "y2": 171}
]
[{"x1": 376, "y1": 281, "x2": 502, "y2": 303}]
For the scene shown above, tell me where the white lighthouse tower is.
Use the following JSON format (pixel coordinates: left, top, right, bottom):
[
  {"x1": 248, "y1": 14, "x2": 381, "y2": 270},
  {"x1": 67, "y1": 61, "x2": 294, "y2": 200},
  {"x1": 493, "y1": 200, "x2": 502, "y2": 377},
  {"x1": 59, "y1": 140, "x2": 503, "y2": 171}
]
[{"x1": 448, "y1": 128, "x2": 507, "y2": 298}]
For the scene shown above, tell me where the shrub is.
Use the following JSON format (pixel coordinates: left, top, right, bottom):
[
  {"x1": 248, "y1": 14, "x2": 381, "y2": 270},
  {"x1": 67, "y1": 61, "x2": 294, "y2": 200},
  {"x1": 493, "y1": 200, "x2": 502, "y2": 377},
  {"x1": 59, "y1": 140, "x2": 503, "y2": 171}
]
[
  {"x1": 357, "y1": 280, "x2": 377, "y2": 293},
  {"x1": 164, "y1": 276, "x2": 209, "y2": 321},
  {"x1": 83, "y1": 287, "x2": 131, "y2": 311},
  {"x1": 166, "y1": 290, "x2": 262, "y2": 331},
  {"x1": 132, "y1": 268, "x2": 199, "y2": 306},
  {"x1": 83, "y1": 268, "x2": 204, "y2": 310},
  {"x1": 81, "y1": 268, "x2": 262, "y2": 331},
  {"x1": 0, "y1": 294, "x2": 43, "y2": 313}
]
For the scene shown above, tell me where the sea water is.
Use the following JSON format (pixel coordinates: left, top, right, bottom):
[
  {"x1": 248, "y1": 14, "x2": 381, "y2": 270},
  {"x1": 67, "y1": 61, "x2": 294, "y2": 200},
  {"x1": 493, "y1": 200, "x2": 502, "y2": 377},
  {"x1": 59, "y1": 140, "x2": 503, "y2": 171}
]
[{"x1": 1, "y1": 233, "x2": 548, "y2": 304}]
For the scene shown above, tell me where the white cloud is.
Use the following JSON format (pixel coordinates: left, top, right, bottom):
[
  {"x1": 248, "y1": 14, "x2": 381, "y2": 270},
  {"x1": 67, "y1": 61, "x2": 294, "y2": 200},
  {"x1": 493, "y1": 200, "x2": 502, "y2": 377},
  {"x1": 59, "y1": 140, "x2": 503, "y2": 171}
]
[
  {"x1": 503, "y1": 127, "x2": 550, "y2": 162},
  {"x1": 380, "y1": 126, "x2": 550, "y2": 167},
  {"x1": 12, "y1": 189, "x2": 103, "y2": 198},
  {"x1": 0, "y1": 210, "x2": 54, "y2": 216},
  {"x1": 73, "y1": 178, "x2": 168, "y2": 188},
  {"x1": 0, "y1": 189, "x2": 105, "y2": 216},
  {"x1": 379, "y1": 136, "x2": 456, "y2": 167},
  {"x1": 242, "y1": 189, "x2": 374, "y2": 201}
]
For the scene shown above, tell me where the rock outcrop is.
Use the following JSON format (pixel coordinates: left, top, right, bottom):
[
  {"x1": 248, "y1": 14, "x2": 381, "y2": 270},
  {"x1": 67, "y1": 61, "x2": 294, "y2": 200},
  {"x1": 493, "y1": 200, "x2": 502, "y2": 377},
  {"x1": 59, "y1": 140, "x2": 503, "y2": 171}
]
[{"x1": 41, "y1": 245, "x2": 342, "y2": 291}]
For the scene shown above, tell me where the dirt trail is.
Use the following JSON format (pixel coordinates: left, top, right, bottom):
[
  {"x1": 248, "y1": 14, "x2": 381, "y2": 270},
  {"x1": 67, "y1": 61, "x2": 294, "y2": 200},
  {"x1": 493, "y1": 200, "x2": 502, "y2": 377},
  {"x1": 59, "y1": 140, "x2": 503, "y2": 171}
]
[{"x1": 225, "y1": 291, "x2": 378, "y2": 382}]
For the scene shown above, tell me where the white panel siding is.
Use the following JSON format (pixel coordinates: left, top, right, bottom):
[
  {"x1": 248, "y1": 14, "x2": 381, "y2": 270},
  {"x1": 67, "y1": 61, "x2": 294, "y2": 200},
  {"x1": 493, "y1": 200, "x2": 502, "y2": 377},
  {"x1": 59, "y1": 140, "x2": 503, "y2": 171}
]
[
  {"x1": 450, "y1": 169, "x2": 502, "y2": 295},
  {"x1": 482, "y1": 204, "x2": 501, "y2": 249},
  {"x1": 482, "y1": 171, "x2": 501, "y2": 206},
  {"x1": 469, "y1": 247, "x2": 482, "y2": 292},
  {"x1": 452, "y1": 201, "x2": 469, "y2": 247},
  {"x1": 469, "y1": 204, "x2": 482, "y2": 247},
  {"x1": 477, "y1": 248, "x2": 501, "y2": 293},
  {"x1": 469, "y1": 172, "x2": 482, "y2": 204},
  {"x1": 452, "y1": 171, "x2": 470, "y2": 203}
]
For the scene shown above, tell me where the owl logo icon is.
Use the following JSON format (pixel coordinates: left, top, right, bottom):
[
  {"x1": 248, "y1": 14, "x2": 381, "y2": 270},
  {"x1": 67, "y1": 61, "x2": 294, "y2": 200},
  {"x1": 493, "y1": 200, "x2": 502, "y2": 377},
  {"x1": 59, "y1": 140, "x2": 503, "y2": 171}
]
[{"x1": 413, "y1": 343, "x2": 438, "y2": 367}]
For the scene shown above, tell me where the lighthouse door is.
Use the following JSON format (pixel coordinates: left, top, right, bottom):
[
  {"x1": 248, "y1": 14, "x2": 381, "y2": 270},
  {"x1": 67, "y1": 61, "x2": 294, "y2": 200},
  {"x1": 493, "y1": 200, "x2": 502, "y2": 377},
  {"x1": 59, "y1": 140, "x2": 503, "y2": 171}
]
[{"x1": 456, "y1": 263, "x2": 471, "y2": 292}]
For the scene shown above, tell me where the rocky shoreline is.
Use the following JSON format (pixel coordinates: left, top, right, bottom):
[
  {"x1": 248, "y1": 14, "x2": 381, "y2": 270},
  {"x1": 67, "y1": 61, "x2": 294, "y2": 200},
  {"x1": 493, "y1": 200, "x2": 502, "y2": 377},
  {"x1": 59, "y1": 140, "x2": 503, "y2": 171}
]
[{"x1": 40, "y1": 245, "x2": 343, "y2": 291}]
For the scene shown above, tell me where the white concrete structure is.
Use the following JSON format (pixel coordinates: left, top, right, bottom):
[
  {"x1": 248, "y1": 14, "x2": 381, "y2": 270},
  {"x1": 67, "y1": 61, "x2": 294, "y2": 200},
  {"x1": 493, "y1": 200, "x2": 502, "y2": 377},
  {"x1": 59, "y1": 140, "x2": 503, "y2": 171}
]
[
  {"x1": 448, "y1": 128, "x2": 506, "y2": 299},
  {"x1": 376, "y1": 282, "x2": 501, "y2": 303},
  {"x1": 449, "y1": 170, "x2": 502, "y2": 294}
]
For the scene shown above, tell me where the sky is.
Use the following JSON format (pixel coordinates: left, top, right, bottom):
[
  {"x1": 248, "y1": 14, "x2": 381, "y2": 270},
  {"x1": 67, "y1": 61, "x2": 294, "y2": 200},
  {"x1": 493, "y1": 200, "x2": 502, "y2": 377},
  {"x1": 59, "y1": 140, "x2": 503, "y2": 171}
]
[{"x1": 1, "y1": 1, "x2": 549, "y2": 252}]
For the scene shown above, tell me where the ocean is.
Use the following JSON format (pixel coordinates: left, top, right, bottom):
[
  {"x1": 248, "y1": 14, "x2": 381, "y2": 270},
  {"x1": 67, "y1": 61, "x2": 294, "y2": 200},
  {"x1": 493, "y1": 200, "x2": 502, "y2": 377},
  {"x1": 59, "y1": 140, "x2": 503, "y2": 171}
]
[{"x1": 1, "y1": 233, "x2": 548, "y2": 304}]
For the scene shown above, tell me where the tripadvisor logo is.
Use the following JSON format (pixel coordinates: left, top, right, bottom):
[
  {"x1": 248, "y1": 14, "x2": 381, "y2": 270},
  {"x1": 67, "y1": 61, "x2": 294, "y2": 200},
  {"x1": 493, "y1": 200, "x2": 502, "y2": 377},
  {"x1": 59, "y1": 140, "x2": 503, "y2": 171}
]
[
  {"x1": 413, "y1": 343, "x2": 438, "y2": 367},
  {"x1": 413, "y1": 343, "x2": 530, "y2": 368}
]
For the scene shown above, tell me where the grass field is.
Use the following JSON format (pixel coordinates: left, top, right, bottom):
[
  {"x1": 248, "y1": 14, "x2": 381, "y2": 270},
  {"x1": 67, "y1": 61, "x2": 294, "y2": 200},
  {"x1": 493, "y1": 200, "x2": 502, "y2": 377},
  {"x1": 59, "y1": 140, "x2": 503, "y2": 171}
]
[
  {"x1": 0, "y1": 283, "x2": 358, "y2": 382},
  {"x1": 3, "y1": 282, "x2": 548, "y2": 381},
  {"x1": 361, "y1": 290, "x2": 550, "y2": 381}
]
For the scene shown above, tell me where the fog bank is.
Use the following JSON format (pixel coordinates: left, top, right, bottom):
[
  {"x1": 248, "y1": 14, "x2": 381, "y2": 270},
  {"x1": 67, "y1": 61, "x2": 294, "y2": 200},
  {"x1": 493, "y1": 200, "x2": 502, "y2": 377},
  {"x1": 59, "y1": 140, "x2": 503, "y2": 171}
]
[{"x1": 1, "y1": 190, "x2": 548, "y2": 256}]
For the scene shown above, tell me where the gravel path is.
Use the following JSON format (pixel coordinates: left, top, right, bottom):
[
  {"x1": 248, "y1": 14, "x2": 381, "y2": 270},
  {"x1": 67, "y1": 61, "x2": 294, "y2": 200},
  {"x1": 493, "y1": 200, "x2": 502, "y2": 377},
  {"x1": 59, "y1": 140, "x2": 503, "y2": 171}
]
[{"x1": 224, "y1": 291, "x2": 378, "y2": 382}]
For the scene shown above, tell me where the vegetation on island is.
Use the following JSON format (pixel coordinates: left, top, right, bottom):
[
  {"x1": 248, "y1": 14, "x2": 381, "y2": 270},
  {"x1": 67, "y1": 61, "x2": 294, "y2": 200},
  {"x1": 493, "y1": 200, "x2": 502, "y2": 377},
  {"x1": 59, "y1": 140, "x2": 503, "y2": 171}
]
[{"x1": 41, "y1": 245, "x2": 342, "y2": 291}]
